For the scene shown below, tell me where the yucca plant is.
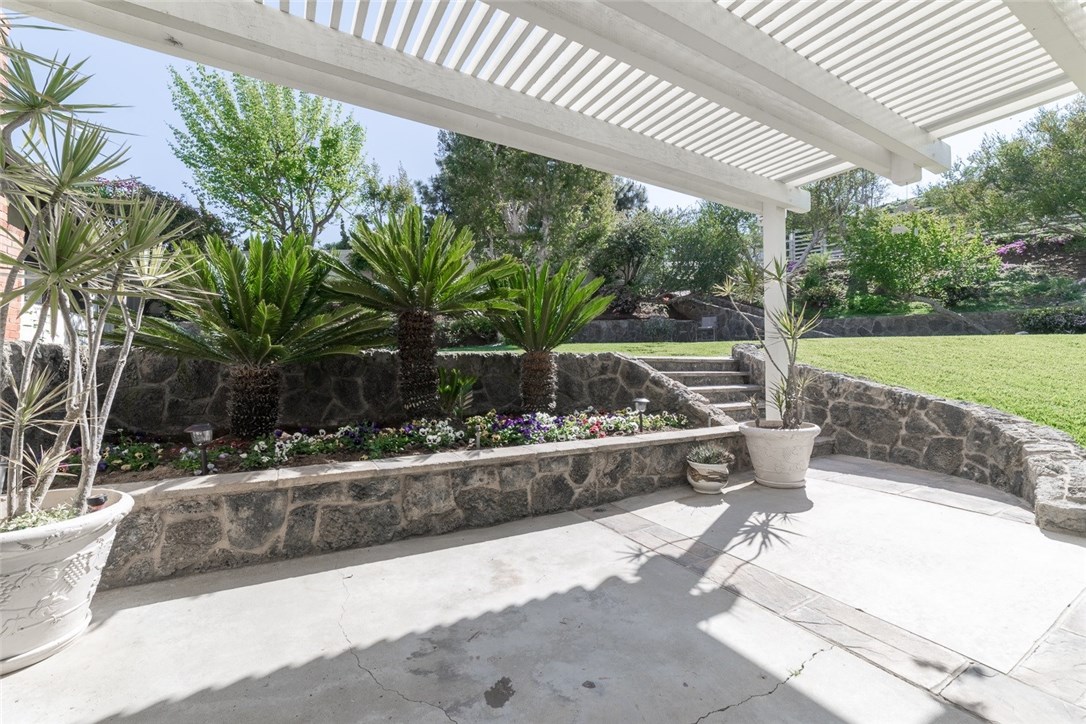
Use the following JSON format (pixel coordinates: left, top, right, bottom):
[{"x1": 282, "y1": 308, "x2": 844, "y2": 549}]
[
  {"x1": 128, "y1": 234, "x2": 389, "y2": 437},
  {"x1": 328, "y1": 205, "x2": 518, "y2": 416},
  {"x1": 1, "y1": 27, "x2": 192, "y2": 521},
  {"x1": 493, "y1": 261, "x2": 612, "y2": 412},
  {"x1": 714, "y1": 258, "x2": 821, "y2": 429}
]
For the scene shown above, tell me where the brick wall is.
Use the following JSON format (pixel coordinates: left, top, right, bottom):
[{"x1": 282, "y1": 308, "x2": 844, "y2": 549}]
[
  {"x1": 0, "y1": 196, "x2": 22, "y2": 341},
  {"x1": 1, "y1": 14, "x2": 23, "y2": 341}
]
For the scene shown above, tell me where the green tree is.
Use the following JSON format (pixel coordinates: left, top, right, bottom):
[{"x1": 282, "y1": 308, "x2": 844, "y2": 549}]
[
  {"x1": 844, "y1": 210, "x2": 999, "y2": 303},
  {"x1": 787, "y1": 169, "x2": 886, "y2": 255},
  {"x1": 129, "y1": 235, "x2": 389, "y2": 436},
  {"x1": 93, "y1": 177, "x2": 234, "y2": 245},
  {"x1": 328, "y1": 205, "x2": 518, "y2": 416},
  {"x1": 418, "y1": 131, "x2": 616, "y2": 264},
  {"x1": 920, "y1": 98, "x2": 1086, "y2": 238},
  {"x1": 656, "y1": 202, "x2": 758, "y2": 293},
  {"x1": 493, "y1": 261, "x2": 612, "y2": 412},
  {"x1": 614, "y1": 178, "x2": 649, "y2": 212},
  {"x1": 590, "y1": 209, "x2": 666, "y2": 287},
  {"x1": 168, "y1": 65, "x2": 379, "y2": 239}
]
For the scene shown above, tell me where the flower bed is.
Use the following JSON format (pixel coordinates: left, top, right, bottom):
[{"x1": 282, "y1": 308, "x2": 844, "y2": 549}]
[{"x1": 73, "y1": 409, "x2": 689, "y2": 484}]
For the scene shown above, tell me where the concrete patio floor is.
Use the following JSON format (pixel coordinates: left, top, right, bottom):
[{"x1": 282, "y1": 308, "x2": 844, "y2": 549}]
[{"x1": 4, "y1": 455, "x2": 1085, "y2": 723}]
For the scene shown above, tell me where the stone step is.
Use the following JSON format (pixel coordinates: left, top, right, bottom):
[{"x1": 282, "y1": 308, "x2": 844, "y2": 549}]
[
  {"x1": 664, "y1": 370, "x2": 749, "y2": 386},
  {"x1": 712, "y1": 400, "x2": 764, "y2": 422},
  {"x1": 638, "y1": 355, "x2": 739, "y2": 372},
  {"x1": 689, "y1": 383, "x2": 764, "y2": 404}
]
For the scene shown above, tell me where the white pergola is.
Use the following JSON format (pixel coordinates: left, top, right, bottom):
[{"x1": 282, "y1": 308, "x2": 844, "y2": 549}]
[{"x1": 13, "y1": 0, "x2": 1086, "y2": 417}]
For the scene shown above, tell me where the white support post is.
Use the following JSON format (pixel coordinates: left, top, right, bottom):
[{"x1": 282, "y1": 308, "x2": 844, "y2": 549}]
[{"x1": 762, "y1": 204, "x2": 788, "y2": 422}]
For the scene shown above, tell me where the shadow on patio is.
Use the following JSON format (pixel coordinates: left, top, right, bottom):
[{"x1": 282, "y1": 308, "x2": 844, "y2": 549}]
[{"x1": 6, "y1": 496, "x2": 983, "y2": 724}]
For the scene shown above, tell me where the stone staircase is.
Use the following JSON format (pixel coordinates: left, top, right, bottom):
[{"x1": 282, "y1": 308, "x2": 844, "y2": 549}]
[{"x1": 637, "y1": 356, "x2": 765, "y2": 422}]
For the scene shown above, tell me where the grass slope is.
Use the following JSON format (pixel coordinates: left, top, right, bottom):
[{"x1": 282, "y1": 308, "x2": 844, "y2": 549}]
[{"x1": 549, "y1": 336, "x2": 1085, "y2": 446}]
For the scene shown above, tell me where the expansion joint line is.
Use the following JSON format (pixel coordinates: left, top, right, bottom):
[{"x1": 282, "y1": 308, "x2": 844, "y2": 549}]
[
  {"x1": 690, "y1": 647, "x2": 831, "y2": 724},
  {"x1": 337, "y1": 574, "x2": 459, "y2": 723}
]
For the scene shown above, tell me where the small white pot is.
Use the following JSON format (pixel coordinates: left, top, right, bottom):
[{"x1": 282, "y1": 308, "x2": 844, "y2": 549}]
[
  {"x1": 0, "y1": 488, "x2": 133, "y2": 674},
  {"x1": 739, "y1": 421, "x2": 821, "y2": 488},
  {"x1": 686, "y1": 460, "x2": 730, "y2": 494}
]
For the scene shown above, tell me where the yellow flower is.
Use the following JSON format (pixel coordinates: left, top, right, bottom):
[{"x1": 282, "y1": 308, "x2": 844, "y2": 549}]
[{"x1": 120, "y1": 464, "x2": 132, "y2": 472}]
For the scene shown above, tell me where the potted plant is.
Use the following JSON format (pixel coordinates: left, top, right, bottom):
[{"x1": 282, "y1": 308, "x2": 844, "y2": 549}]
[
  {"x1": 0, "y1": 31, "x2": 189, "y2": 672},
  {"x1": 686, "y1": 445, "x2": 736, "y2": 494},
  {"x1": 715, "y1": 258, "x2": 822, "y2": 488}
]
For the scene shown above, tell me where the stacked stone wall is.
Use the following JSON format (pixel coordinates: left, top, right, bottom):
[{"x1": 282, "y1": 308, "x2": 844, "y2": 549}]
[
  {"x1": 101, "y1": 427, "x2": 747, "y2": 588},
  {"x1": 733, "y1": 344, "x2": 1086, "y2": 535},
  {"x1": 2, "y1": 344, "x2": 731, "y2": 434}
]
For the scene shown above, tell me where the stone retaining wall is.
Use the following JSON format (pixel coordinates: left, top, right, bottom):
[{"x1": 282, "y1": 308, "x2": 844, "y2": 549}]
[
  {"x1": 101, "y1": 427, "x2": 747, "y2": 588},
  {"x1": 667, "y1": 295, "x2": 1022, "y2": 339},
  {"x1": 2, "y1": 344, "x2": 730, "y2": 435},
  {"x1": 733, "y1": 344, "x2": 1086, "y2": 535},
  {"x1": 814, "y1": 310, "x2": 1020, "y2": 337},
  {"x1": 571, "y1": 317, "x2": 696, "y2": 343}
]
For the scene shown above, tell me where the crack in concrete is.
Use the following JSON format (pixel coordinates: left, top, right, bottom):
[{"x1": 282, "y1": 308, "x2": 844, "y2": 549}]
[
  {"x1": 690, "y1": 648, "x2": 830, "y2": 724},
  {"x1": 337, "y1": 574, "x2": 459, "y2": 724}
]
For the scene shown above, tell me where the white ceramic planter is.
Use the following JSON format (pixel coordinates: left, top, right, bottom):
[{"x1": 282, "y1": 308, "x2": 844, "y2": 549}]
[
  {"x1": 0, "y1": 488, "x2": 132, "y2": 674},
  {"x1": 686, "y1": 460, "x2": 730, "y2": 494},
  {"x1": 739, "y1": 421, "x2": 821, "y2": 488}
]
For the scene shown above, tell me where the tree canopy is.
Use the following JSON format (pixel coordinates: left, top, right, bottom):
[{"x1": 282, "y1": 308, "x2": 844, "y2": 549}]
[
  {"x1": 920, "y1": 98, "x2": 1086, "y2": 239},
  {"x1": 418, "y1": 131, "x2": 616, "y2": 265},
  {"x1": 168, "y1": 65, "x2": 380, "y2": 240}
]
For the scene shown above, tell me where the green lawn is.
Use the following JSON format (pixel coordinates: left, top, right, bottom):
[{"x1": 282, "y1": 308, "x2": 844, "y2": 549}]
[{"x1": 543, "y1": 336, "x2": 1086, "y2": 446}]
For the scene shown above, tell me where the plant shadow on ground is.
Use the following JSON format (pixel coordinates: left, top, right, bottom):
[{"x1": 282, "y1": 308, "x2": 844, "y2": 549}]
[{"x1": 72, "y1": 482, "x2": 979, "y2": 724}]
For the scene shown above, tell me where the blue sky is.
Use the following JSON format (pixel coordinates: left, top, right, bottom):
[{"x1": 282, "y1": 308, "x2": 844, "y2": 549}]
[{"x1": 11, "y1": 19, "x2": 1075, "y2": 216}]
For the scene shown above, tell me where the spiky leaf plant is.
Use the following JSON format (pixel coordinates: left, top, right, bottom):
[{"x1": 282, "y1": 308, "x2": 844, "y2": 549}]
[
  {"x1": 328, "y1": 205, "x2": 518, "y2": 416},
  {"x1": 128, "y1": 234, "x2": 389, "y2": 437},
  {"x1": 714, "y1": 258, "x2": 821, "y2": 429},
  {"x1": 1, "y1": 25, "x2": 193, "y2": 523},
  {"x1": 493, "y1": 261, "x2": 613, "y2": 412}
]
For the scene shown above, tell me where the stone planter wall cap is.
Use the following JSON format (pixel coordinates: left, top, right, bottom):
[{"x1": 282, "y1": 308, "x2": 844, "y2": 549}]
[
  {"x1": 0, "y1": 488, "x2": 134, "y2": 548},
  {"x1": 110, "y1": 426, "x2": 743, "y2": 502}
]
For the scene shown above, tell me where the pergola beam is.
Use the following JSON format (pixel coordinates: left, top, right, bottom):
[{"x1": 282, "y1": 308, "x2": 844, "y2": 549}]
[
  {"x1": 1007, "y1": 0, "x2": 1086, "y2": 95},
  {"x1": 494, "y1": 0, "x2": 951, "y2": 185},
  {"x1": 9, "y1": 0, "x2": 809, "y2": 213}
]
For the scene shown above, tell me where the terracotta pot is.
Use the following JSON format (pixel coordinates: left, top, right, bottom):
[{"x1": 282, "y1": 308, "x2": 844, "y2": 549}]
[
  {"x1": 739, "y1": 421, "x2": 821, "y2": 488},
  {"x1": 0, "y1": 488, "x2": 132, "y2": 674},
  {"x1": 686, "y1": 460, "x2": 730, "y2": 494}
]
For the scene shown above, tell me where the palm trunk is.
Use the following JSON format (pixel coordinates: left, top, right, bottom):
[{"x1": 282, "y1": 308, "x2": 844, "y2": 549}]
[
  {"x1": 397, "y1": 310, "x2": 439, "y2": 417},
  {"x1": 229, "y1": 365, "x2": 281, "y2": 438},
  {"x1": 521, "y1": 350, "x2": 557, "y2": 413}
]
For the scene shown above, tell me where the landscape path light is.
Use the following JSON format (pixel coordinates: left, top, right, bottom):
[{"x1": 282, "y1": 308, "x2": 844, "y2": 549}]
[
  {"x1": 184, "y1": 423, "x2": 214, "y2": 475},
  {"x1": 633, "y1": 398, "x2": 649, "y2": 432}
]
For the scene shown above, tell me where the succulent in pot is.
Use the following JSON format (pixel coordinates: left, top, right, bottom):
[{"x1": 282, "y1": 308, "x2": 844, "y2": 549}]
[
  {"x1": 715, "y1": 258, "x2": 822, "y2": 489},
  {"x1": 0, "y1": 29, "x2": 189, "y2": 672},
  {"x1": 686, "y1": 445, "x2": 736, "y2": 495}
]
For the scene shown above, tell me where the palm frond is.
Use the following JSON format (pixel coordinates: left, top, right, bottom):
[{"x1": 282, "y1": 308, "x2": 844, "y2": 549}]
[{"x1": 493, "y1": 261, "x2": 612, "y2": 352}]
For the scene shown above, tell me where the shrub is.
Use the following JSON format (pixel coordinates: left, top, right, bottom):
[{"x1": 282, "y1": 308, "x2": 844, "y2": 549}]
[
  {"x1": 1018, "y1": 305, "x2": 1086, "y2": 334},
  {"x1": 437, "y1": 314, "x2": 500, "y2": 347},
  {"x1": 844, "y1": 210, "x2": 998, "y2": 303}
]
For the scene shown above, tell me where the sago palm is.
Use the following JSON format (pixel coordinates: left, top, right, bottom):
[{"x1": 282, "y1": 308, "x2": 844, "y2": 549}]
[
  {"x1": 328, "y1": 205, "x2": 517, "y2": 415},
  {"x1": 493, "y1": 261, "x2": 612, "y2": 412},
  {"x1": 130, "y1": 234, "x2": 389, "y2": 436}
]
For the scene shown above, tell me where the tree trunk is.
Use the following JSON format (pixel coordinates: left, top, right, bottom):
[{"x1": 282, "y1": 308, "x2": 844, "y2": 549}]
[
  {"x1": 521, "y1": 350, "x2": 558, "y2": 413},
  {"x1": 229, "y1": 365, "x2": 281, "y2": 438},
  {"x1": 398, "y1": 310, "x2": 439, "y2": 417}
]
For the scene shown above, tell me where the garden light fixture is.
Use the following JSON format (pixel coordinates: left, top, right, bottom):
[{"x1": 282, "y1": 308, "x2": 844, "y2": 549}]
[
  {"x1": 633, "y1": 398, "x2": 649, "y2": 432},
  {"x1": 185, "y1": 423, "x2": 214, "y2": 475}
]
